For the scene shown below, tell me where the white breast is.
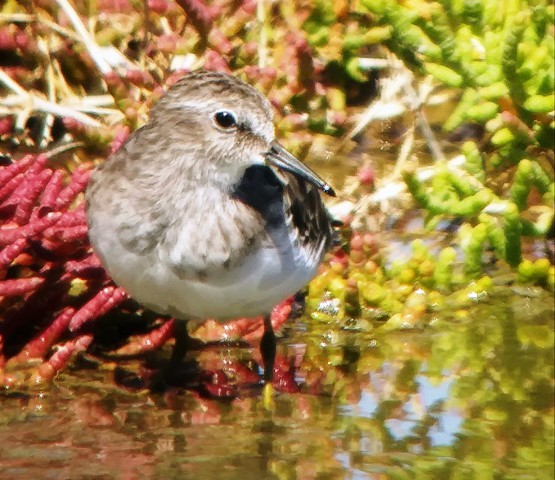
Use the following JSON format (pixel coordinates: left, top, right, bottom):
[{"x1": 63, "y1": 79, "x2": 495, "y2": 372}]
[{"x1": 88, "y1": 213, "x2": 321, "y2": 321}]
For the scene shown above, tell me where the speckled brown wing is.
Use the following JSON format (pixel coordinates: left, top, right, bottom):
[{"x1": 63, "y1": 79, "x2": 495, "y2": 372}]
[
  {"x1": 230, "y1": 164, "x2": 338, "y2": 261},
  {"x1": 279, "y1": 170, "x2": 339, "y2": 259}
]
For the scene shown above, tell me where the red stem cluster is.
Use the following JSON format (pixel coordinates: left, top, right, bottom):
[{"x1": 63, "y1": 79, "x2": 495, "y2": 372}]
[
  {"x1": 174, "y1": 0, "x2": 220, "y2": 36},
  {"x1": 0, "y1": 154, "x2": 115, "y2": 386}
]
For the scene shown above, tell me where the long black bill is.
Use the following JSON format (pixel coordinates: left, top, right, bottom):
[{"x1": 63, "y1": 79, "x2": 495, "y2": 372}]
[{"x1": 264, "y1": 141, "x2": 336, "y2": 197}]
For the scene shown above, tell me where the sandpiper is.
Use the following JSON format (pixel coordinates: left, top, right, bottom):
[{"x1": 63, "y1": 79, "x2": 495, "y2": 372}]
[{"x1": 86, "y1": 70, "x2": 337, "y2": 396}]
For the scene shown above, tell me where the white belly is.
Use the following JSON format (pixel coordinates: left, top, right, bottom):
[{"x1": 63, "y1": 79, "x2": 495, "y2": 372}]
[{"x1": 89, "y1": 219, "x2": 319, "y2": 321}]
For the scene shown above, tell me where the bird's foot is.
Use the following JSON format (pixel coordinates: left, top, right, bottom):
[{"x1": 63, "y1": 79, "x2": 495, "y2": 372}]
[{"x1": 262, "y1": 382, "x2": 275, "y2": 411}]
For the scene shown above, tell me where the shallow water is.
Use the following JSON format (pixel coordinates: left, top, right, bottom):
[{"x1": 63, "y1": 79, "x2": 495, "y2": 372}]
[{"x1": 1, "y1": 288, "x2": 553, "y2": 480}]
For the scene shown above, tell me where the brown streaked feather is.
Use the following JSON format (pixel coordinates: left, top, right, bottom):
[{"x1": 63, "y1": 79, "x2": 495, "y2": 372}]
[
  {"x1": 230, "y1": 163, "x2": 337, "y2": 262},
  {"x1": 276, "y1": 168, "x2": 338, "y2": 257}
]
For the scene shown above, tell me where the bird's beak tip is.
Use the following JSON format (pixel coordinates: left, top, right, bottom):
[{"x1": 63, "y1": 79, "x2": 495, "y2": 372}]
[{"x1": 323, "y1": 185, "x2": 336, "y2": 197}]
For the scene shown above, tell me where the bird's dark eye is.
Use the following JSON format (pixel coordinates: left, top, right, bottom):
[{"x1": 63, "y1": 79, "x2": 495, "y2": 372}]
[{"x1": 214, "y1": 110, "x2": 237, "y2": 129}]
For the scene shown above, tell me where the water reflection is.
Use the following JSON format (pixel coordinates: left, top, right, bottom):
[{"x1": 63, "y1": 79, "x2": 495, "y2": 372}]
[{"x1": 0, "y1": 289, "x2": 553, "y2": 479}]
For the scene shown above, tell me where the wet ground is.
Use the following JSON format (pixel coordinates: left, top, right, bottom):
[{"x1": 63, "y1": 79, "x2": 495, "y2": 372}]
[{"x1": 0, "y1": 287, "x2": 553, "y2": 480}]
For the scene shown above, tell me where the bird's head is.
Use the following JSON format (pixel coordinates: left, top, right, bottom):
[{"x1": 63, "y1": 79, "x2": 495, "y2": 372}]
[{"x1": 149, "y1": 71, "x2": 335, "y2": 196}]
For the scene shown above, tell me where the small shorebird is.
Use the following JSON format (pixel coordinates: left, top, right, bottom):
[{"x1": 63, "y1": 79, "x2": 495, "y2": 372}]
[{"x1": 86, "y1": 70, "x2": 337, "y2": 397}]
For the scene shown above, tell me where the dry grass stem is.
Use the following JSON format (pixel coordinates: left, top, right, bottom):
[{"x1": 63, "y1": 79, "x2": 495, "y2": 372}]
[{"x1": 55, "y1": 0, "x2": 113, "y2": 74}]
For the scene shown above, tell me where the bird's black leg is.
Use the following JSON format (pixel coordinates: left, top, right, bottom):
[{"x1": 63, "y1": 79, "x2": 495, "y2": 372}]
[
  {"x1": 151, "y1": 319, "x2": 189, "y2": 392},
  {"x1": 260, "y1": 315, "x2": 276, "y2": 404},
  {"x1": 169, "y1": 319, "x2": 189, "y2": 371}
]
